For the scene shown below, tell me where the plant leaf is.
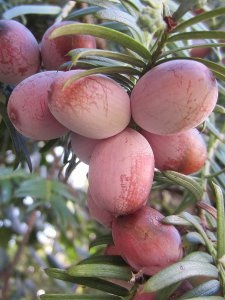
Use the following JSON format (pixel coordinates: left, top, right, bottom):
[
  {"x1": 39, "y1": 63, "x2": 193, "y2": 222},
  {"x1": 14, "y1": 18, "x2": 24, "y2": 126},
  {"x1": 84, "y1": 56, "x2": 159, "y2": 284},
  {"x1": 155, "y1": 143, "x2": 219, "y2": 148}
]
[
  {"x1": 67, "y1": 6, "x2": 102, "y2": 19},
  {"x1": 73, "y1": 0, "x2": 119, "y2": 9},
  {"x1": 68, "y1": 263, "x2": 132, "y2": 281},
  {"x1": 183, "y1": 251, "x2": 214, "y2": 264},
  {"x1": 50, "y1": 23, "x2": 151, "y2": 60},
  {"x1": 178, "y1": 279, "x2": 221, "y2": 299},
  {"x1": 162, "y1": 170, "x2": 203, "y2": 200},
  {"x1": 2, "y1": 5, "x2": 61, "y2": 19},
  {"x1": 167, "y1": 31, "x2": 225, "y2": 43},
  {"x1": 144, "y1": 261, "x2": 218, "y2": 293},
  {"x1": 96, "y1": 8, "x2": 143, "y2": 41},
  {"x1": 45, "y1": 268, "x2": 130, "y2": 297},
  {"x1": 89, "y1": 233, "x2": 113, "y2": 248},
  {"x1": 172, "y1": 7, "x2": 225, "y2": 33},
  {"x1": 40, "y1": 294, "x2": 122, "y2": 300},
  {"x1": 211, "y1": 182, "x2": 225, "y2": 260},
  {"x1": 68, "y1": 48, "x2": 146, "y2": 68}
]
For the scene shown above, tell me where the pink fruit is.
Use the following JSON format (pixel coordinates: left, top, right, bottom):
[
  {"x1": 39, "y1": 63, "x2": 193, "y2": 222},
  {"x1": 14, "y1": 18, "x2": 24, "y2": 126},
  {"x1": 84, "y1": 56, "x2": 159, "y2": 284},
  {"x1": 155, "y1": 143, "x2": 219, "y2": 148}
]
[
  {"x1": 7, "y1": 71, "x2": 69, "y2": 140},
  {"x1": 40, "y1": 21, "x2": 96, "y2": 70},
  {"x1": 131, "y1": 59, "x2": 218, "y2": 135},
  {"x1": 0, "y1": 19, "x2": 41, "y2": 85},
  {"x1": 48, "y1": 70, "x2": 131, "y2": 139},
  {"x1": 140, "y1": 128, "x2": 207, "y2": 175},
  {"x1": 71, "y1": 132, "x2": 103, "y2": 164},
  {"x1": 189, "y1": 40, "x2": 211, "y2": 58},
  {"x1": 112, "y1": 206, "x2": 183, "y2": 275},
  {"x1": 88, "y1": 128, "x2": 155, "y2": 216},
  {"x1": 87, "y1": 189, "x2": 114, "y2": 228}
]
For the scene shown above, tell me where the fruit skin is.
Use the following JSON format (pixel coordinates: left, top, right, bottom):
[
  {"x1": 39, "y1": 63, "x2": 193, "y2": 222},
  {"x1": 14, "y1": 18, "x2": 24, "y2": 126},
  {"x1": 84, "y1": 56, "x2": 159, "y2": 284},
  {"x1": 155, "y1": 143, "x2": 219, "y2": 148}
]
[
  {"x1": 189, "y1": 40, "x2": 211, "y2": 58},
  {"x1": 0, "y1": 20, "x2": 41, "y2": 85},
  {"x1": 88, "y1": 128, "x2": 155, "y2": 216},
  {"x1": 71, "y1": 132, "x2": 103, "y2": 165},
  {"x1": 87, "y1": 189, "x2": 114, "y2": 228},
  {"x1": 40, "y1": 21, "x2": 96, "y2": 70},
  {"x1": 131, "y1": 59, "x2": 218, "y2": 135},
  {"x1": 112, "y1": 206, "x2": 183, "y2": 275},
  {"x1": 140, "y1": 128, "x2": 207, "y2": 175},
  {"x1": 48, "y1": 70, "x2": 131, "y2": 139},
  {"x1": 7, "y1": 71, "x2": 69, "y2": 140}
]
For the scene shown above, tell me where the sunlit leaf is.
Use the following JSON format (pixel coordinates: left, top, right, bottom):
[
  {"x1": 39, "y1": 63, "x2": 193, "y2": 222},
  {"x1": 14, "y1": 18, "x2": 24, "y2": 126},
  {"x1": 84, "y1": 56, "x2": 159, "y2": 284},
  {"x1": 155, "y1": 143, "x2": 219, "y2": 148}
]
[
  {"x1": 74, "y1": 0, "x2": 119, "y2": 9},
  {"x1": 172, "y1": 7, "x2": 225, "y2": 33},
  {"x1": 40, "y1": 294, "x2": 122, "y2": 300},
  {"x1": 168, "y1": 31, "x2": 225, "y2": 43},
  {"x1": 161, "y1": 170, "x2": 203, "y2": 200},
  {"x1": 61, "y1": 66, "x2": 140, "y2": 88},
  {"x1": 179, "y1": 279, "x2": 221, "y2": 299},
  {"x1": 68, "y1": 48, "x2": 146, "y2": 68},
  {"x1": 50, "y1": 23, "x2": 151, "y2": 60},
  {"x1": 212, "y1": 182, "x2": 225, "y2": 260},
  {"x1": 183, "y1": 251, "x2": 214, "y2": 264},
  {"x1": 45, "y1": 268, "x2": 130, "y2": 296},
  {"x1": 2, "y1": 5, "x2": 61, "y2": 19},
  {"x1": 77, "y1": 255, "x2": 126, "y2": 266},
  {"x1": 89, "y1": 234, "x2": 113, "y2": 248},
  {"x1": 67, "y1": 6, "x2": 102, "y2": 19},
  {"x1": 96, "y1": 8, "x2": 143, "y2": 41},
  {"x1": 185, "y1": 232, "x2": 206, "y2": 245},
  {"x1": 68, "y1": 263, "x2": 132, "y2": 281},
  {"x1": 144, "y1": 261, "x2": 218, "y2": 293}
]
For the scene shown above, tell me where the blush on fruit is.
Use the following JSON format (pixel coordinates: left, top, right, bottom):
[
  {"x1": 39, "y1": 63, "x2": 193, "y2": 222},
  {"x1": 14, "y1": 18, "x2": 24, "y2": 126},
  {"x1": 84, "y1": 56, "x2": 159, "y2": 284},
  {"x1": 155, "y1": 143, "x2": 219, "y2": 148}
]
[
  {"x1": 140, "y1": 128, "x2": 207, "y2": 175},
  {"x1": 7, "y1": 71, "x2": 69, "y2": 140},
  {"x1": 112, "y1": 206, "x2": 183, "y2": 275},
  {"x1": 88, "y1": 128, "x2": 155, "y2": 216},
  {"x1": 0, "y1": 19, "x2": 41, "y2": 85},
  {"x1": 131, "y1": 59, "x2": 218, "y2": 135},
  {"x1": 48, "y1": 70, "x2": 131, "y2": 139},
  {"x1": 40, "y1": 21, "x2": 96, "y2": 70}
]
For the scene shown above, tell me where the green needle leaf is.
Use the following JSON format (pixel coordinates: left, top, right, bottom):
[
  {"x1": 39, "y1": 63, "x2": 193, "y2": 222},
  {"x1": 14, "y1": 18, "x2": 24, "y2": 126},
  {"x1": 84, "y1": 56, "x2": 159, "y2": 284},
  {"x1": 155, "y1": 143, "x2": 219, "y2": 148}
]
[
  {"x1": 45, "y1": 268, "x2": 129, "y2": 297},
  {"x1": 68, "y1": 48, "x2": 146, "y2": 68},
  {"x1": 179, "y1": 279, "x2": 220, "y2": 299},
  {"x1": 211, "y1": 182, "x2": 225, "y2": 261},
  {"x1": 2, "y1": 5, "x2": 61, "y2": 19},
  {"x1": 50, "y1": 23, "x2": 151, "y2": 60},
  {"x1": 167, "y1": 31, "x2": 225, "y2": 43},
  {"x1": 68, "y1": 263, "x2": 132, "y2": 281},
  {"x1": 40, "y1": 294, "x2": 122, "y2": 300},
  {"x1": 162, "y1": 170, "x2": 203, "y2": 200},
  {"x1": 96, "y1": 8, "x2": 143, "y2": 41},
  {"x1": 144, "y1": 261, "x2": 218, "y2": 293},
  {"x1": 172, "y1": 7, "x2": 225, "y2": 33}
]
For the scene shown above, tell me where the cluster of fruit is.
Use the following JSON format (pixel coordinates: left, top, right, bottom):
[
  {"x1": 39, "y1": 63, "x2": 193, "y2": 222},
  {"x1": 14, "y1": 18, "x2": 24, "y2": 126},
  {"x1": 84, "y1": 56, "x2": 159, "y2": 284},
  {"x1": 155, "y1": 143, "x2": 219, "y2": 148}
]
[{"x1": 0, "y1": 18, "x2": 219, "y2": 298}]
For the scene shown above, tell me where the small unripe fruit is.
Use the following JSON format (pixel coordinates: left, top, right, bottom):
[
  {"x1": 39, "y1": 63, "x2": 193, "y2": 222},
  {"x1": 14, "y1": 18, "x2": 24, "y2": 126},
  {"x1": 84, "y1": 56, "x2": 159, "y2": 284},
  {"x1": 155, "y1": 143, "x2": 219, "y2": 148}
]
[
  {"x1": 112, "y1": 206, "x2": 183, "y2": 275},
  {"x1": 7, "y1": 71, "x2": 69, "y2": 140},
  {"x1": 131, "y1": 60, "x2": 218, "y2": 135},
  {"x1": 48, "y1": 70, "x2": 131, "y2": 139},
  {"x1": 140, "y1": 128, "x2": 207, "y2": 175},
  {"x1": 40, "y1": 21, "x2": 96, "y2": 70},
  {"x1": 0, "y1": 20, "x2": 41, "y2": 85},
  {"x1": 88, "y1": 128, "x2": 155, "y2": 216},
  {"x1": 71, "y1": 132, "x2": 103, "y2": 165},
  {"x1": 87, "y1": 189, "x2": 113, "y2": 228}
]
